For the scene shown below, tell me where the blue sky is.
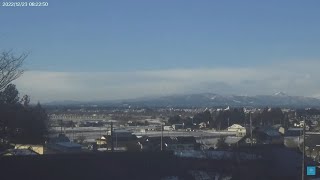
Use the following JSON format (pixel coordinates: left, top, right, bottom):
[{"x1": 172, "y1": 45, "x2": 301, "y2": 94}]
[{"x1": 1, "y1": 0, "x2": 320, "y2": 102}]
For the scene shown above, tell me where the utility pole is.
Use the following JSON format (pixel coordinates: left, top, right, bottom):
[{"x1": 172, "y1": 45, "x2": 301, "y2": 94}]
[
  {"x1": 115, "y1": 133, "x2": 118, "y2": 149},
  {"x1": 250, "y1": 112, "x2": 253, "y2": 147},
  {"x1": 111, "y1": 122, "x2": 114, "y2": 152},
  {"x1": 59, "y1": 119, "x2": 63, "y2": 134},
  {"x1": 161, "y1": 123, "x2": 163, "y2": 151},
  {"x1": 302, "y1": 116, "x2": 306, "y2": 180}
]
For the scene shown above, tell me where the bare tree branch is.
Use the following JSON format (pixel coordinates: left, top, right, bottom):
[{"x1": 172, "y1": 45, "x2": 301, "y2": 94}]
[{"x1": 0, "y1": 50, "x2": 27, "y2": 90}]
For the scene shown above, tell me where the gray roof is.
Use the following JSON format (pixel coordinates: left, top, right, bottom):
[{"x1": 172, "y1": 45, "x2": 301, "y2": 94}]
[
  {"x1": 5, "y1": 149, "x2": 38, "y2": 156},
  {"x1": 56, "y1": 142, "x2": 82, "y2": 148}
]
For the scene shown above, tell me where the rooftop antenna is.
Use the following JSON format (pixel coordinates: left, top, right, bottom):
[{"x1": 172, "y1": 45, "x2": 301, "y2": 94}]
[{"x1": 161, "y1": 123, "x2": 163, "y2": 151}]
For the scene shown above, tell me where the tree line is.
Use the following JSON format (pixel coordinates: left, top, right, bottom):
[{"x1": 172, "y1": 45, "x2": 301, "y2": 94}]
[
  {"x1": 168, "y1": 107, "x2": 290, "y2": 130},
  {"x1": 0, "y1": 51, "x2": 48, "y2": 148}
]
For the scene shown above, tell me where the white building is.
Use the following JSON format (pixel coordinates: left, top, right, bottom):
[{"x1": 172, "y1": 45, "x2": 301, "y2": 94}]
[
  {"x1": 172, "y1": 124, "x2": 184, "y2": 130},
  {"x1": 164, "y1": 126, "x2": 174, "y2": 131},
  {"x1": 227, "y1": 124, "x2": 247, "y2": 137}
]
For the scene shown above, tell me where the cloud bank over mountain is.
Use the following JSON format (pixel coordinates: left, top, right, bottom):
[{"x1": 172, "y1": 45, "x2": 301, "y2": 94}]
[{"x1": 13, "y1": 60, "x2": 320, "y2": 103}]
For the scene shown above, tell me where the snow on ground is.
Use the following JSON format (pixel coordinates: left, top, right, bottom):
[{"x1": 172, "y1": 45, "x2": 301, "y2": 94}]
[
  {"x1": 174, "y1": 150, "x2": 261, "y2": 160},
  {"x1": 50, "y1": 126, "x2": 236, "y2": 146},
  {"x1": 51, "y1": 126, "x2": 235, "y2": 139}
]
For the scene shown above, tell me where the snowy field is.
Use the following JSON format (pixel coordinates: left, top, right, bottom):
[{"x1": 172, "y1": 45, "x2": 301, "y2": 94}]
[{"x1": 50, "y1": 126, "x2": 236, "y2": 142}]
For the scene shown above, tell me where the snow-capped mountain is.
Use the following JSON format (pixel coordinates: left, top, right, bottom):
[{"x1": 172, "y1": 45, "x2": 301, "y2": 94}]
[
  {"x1": 119, "y1": 93, "x2": 320, "y2": 108},
  {"x1": 273, "y1": 91, "x2": 288, "y2": 96},
  {"x1": 46, "y1": 93, "x2": 320, "y2": 108}
]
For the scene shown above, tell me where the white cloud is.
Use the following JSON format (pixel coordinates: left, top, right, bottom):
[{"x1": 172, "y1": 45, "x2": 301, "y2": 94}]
[{"x1": 12, "y1": 60, "x2": 320, "y2": 103}]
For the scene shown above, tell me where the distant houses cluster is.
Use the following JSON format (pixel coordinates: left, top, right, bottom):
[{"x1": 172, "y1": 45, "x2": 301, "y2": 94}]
[{"x1": 3, "y1": 106, "x2": 320, "y2": 166}]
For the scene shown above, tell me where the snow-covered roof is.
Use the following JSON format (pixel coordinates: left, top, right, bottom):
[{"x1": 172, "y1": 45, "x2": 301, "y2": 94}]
[{"x1": 228, "y1": 124, "x2": 245, "y2": 129}]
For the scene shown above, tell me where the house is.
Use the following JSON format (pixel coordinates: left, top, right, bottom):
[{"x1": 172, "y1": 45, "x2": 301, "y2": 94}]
[
  {"x1": 14, "y1": 144, "x2": 44, "y2": 155},
  {"x1": 244, "y1": 126, "x2": 284, "y2": 145},
  {"x1": 228, "y1": 124, "x2": 244, "y2": 132},
  {"x1": 96, "y1": 135, "x2": 108, "y2": 147},
  {"x1": 272, "y1": 124, "x2": 285, "y2": 135},
  {"x1": 96, "y1": 130, "x2": 137, "y2": 150},
  {"x1": 163, "y1": 126, "x2": 173, "y2": 131},
  {"x1": 227, "y1": 124, "x2": 247, "y2": 137},
  {"x1": 172, "y1": 124, "x2": 184, "y2": 130},
  {"x1": 106, "y1": 129, "x2": 133, "y2": 138},
  {"x1": 2, "y1": 149, "x2": 38, "y2": 156},
  {"x1": 47, "y1": 134, "x2": 82, "y2": 153}
]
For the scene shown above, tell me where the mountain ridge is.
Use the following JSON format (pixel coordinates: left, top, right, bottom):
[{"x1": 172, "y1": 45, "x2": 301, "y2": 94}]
[{"x1": 44, "y1": 93, "x2": 320, "y2": 108}]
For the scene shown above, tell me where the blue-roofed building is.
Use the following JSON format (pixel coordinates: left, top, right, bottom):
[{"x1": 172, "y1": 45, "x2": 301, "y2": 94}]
[
  {"x1": 240, "y1": 126, "x2": 284, "y2": 146},
  {"x1": 254, "y1": 126, "x2": 284, "y2": 145}
]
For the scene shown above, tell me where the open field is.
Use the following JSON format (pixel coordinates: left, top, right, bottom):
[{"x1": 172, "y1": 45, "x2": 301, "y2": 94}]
[{"x1": 50, "y1": 126, "x2": 236, "y2": 142}]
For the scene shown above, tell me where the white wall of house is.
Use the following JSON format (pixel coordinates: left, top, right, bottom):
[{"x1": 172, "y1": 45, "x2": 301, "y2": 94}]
[
  {"x1": 228, "y1": 124, "x2": 246, "y2": 137},
  {"x1": 228, "y1": 124, "x2": 244, "y2": 132},
  {"x1": 164, "y1": 126, "x2": 173, "y2": 131}
]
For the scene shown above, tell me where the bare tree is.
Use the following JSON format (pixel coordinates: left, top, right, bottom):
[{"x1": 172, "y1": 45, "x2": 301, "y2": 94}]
[{"x1": 0, "y1": 50, "x2": 27, "y2": 90}]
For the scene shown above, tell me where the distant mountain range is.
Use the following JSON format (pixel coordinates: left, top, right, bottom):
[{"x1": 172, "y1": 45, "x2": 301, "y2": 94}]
[{"x1": 45, "y1": 92, "x2": 320, "y2": 108}]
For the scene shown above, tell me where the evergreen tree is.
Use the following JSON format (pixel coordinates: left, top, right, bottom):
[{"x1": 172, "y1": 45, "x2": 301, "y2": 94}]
[
  {"x1": 0, "y1": 84, "x2": 19, "y2": 105},
  {"x1": 0, "y1": 84, "x2": 48, "y2": 144}
]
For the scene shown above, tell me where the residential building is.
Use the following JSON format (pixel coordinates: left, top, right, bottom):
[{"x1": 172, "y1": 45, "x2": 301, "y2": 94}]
[
  {"x1": 245, "y1": 126, "x2": 284, "y2": 145},
  {"x1": 2, "y1": 149, "x2": 38, "y2": 156},
  {"x1": 47, "y1": 134, "x2": 82, "y2": 153},
  {"x1": 227, "y1": 124, "x2": 247, "y2": 137},
  {"x1": 164, "y1": 126, "x2": 173, "y2": 131},
  {"x1": 14, "y1": 144, "x2": 44, "y2": 155},
  {"x1": 172, "y1": 124, "x2": 184, "y2": 130},
  {"x1": 96, "y1": 130, "x2": 137, "y2": 150}
]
